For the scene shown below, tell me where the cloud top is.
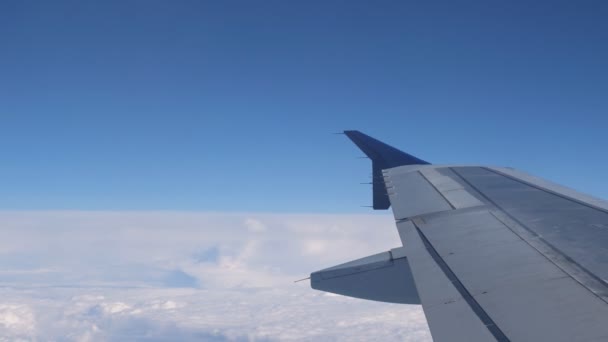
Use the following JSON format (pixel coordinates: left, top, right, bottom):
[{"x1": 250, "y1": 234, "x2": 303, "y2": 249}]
[{"x1": 0, "y1": 211, "x2": 430, "y2": 341}]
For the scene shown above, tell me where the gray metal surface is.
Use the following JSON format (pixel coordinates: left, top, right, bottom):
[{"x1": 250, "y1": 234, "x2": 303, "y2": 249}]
[
  {"x1": 383, "y1": 164, "x2": 608, "y2": 341},
  {"x1": 310, "y1": 248, "x2": 421, "y2": 304},
  {"x1": 386, "y1": 170, "x2": 453, "y2": 220},
  {"x1": 489, "y1": 166, "x2": 608, "y2": 212},
  {"x1": 397, "y1": 220, "x2": 497, "y2": 342},
  {"x1": 420, "y1": 167, "x2": 484, "y2": 209},
  {"x1": 416, "y1": 208, "x2": 608, "y2": 341},
  {"x1": 453, "y1": 167, "x2": 608, "y2": 284}
]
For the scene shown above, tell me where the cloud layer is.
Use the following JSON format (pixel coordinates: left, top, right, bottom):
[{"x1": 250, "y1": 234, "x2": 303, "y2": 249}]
[{"x1": 0, "y1": 211, "x2": 430, "y2": 341}]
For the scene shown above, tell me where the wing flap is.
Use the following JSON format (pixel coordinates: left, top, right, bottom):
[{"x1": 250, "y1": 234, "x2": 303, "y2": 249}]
[
  {"x1": 408, "y1": 207, "x2": 608, "y2": 341},
  {"x1": 397, "y1": 220, "x2": 498, "y2": 342}
]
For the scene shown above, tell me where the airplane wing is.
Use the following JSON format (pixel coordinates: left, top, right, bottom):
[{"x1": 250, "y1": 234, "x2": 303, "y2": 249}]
[{"x1": 310, "y1": 130, "x2": 608, "y2": 341}]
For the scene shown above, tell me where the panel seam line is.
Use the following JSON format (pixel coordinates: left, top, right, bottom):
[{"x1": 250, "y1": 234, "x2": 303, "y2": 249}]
[
  {"x1": 412, "y1": 221, "x2": 510, "y2": 342},
  {"x1": 417, "y1": 170, "x2": 456, "y2": 210},
  {"x1": 450, "y1": 167, "x2": 608, "y2": 304}
]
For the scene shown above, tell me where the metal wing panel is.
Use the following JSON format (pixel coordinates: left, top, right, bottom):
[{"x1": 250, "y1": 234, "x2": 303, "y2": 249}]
[
  {"x1": 453, "y1": 166, "x2": 608, "y2": 285},
  {"x1": 415, "y1": 208, "x2": 608, "y2": 341},
  {"x1": 397, "y1": 220, "x2": 497, "y2": 342},
  {"x1": 382, "y1": 164, "x2": 608, "y2": 341},
  {"x1": 386, "y1": 170, "x2": 453, "y2": 220},
  {"x1": 488, "y1": 166, "x2": 608, "y2": 212},
  {"x1": 310, "y1": 249, "x2": 421, "y2": 304},
  {"x1": 419, "y1": 167, "x2": 484, "y2": 209}
]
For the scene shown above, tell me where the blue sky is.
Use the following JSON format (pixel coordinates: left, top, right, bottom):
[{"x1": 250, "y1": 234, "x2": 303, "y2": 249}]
[{"x1": 1, "y1": 1, "x2": 608, "y2": 212}]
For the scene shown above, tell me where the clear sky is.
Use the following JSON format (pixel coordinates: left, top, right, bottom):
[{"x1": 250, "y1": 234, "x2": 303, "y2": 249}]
[{"x1": 2, "y1": 0, "x2": 608, "y2": 212}]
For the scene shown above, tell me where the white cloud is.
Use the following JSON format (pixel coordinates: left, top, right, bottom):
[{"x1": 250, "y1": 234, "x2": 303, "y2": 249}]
[
  {"x1": 0, "y1": 211, "x2": 431, "y2": 341},
  {"x1": 0, "y1": 304, "x2": 35, "y2": 338},
  {"x1": 244, "y1": 218, "x2": 268, "y2": 233}
]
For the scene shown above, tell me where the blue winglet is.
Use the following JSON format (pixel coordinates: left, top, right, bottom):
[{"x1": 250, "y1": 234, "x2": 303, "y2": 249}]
[{"x1": 344, "y1": 130, "x2": 430, "y2": 210}]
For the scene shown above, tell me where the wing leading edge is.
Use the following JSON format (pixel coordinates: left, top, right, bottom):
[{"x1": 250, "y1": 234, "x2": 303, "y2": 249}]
[{"x1": 310, "y1": 131, "x2": 608, "y2": 341}]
